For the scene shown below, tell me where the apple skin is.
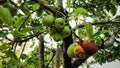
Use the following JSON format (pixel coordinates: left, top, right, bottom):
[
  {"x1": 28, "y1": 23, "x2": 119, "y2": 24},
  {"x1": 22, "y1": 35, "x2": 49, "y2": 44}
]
[
  {"x1": 42, "y1": 15, "x2": 54, "y2": 26},
  {"x1": 76, "y1": 39, "x2": 83, "y2": 45},
  {"x1": 67, "y1": 43, "x2": 76, "y2": 58},
  {"x1": 49, "y1": 26, "x2": 57, "y2": 36},
  {"x1": 82, "y1": 40, "x2": 98, "y2": 56},
  {"x1": 74, "y1": 45, "x2": 86, "y2": 59},
  {"x1": 52, "y1": 32, "x2": 62, "y2": 42},
  {"x1": 55, "y1": 18, "x2": 65, "y2": 31},
  {"x1": 61, "y1": 26, "x2": 71, "y2": 38}
]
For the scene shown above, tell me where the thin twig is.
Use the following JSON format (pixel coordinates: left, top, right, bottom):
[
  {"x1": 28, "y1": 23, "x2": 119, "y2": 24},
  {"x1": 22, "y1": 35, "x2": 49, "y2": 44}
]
[
  {"x1": 33, "y1": 0, "x2": 66, "y2": 18},
  {"x1": 74, "y1": 21, "x2": 120, "y2": 30},
  {"x1": 19, "y1": 41, "x2": 27, "y2": 60},
  {"x1": 19, "y1": 32, "x2": 42, "y2": 43},
  {"x1": 13, "y1": 42, "x2": 18, "y2": 52},
  {"x1": 46, "y1": 49, "x2": 56, "y2": 68},
  {"x1": 9, "y1": 0, "x2": 19, "y2": 8},
  {"x1": 20, "y1": 0, "x2": 26, "y2": 7},
  {"x1": 18, "y1": 9, "x2": 38, "y2": 31}
]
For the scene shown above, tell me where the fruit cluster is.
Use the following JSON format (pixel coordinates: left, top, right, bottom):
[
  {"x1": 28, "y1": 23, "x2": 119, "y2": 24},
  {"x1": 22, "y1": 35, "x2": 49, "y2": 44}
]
[
  {"x1": 67, "y1": 40, "x2": 98, "y2": 59},
  {"x1": 42, "y1": 15, "x2": 71, "y2": 41}
]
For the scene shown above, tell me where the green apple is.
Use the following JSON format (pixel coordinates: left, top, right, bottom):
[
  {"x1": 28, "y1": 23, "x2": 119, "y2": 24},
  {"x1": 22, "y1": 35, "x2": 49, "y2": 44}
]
[
  {"x1": 42, "y1": 15, "x2": 54, "y2": 26},
  {"x1": 49, "y1": 26, "x2": 57, "y2": 36},
  {"x1": 67, "y1": 43, "x2": 76, "y2": 58},
  {"x1": 52, "y1": 32, "x2": 62, "y2": 42},
  {"x1": 55, "y1": 18, "x2": 65, "y2": 31},
  {"x1": 61, "y1": 26, "x2": 71, "y2": 38}
]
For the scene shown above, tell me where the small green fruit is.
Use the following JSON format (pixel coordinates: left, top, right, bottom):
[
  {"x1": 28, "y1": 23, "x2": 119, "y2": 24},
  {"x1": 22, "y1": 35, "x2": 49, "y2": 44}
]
[
  {"x1": 42, "y1": 15, "x2": 54, "y2": 26},
  {"x1": 61, "y1": 26, "x2": 71, "y2": 38},
  {"x1": 49, "y1": 26, "x2": 57, "y2": 36},
  {"x1": 67, "y1": 43, "x2": 76, "y2": 58},
  {"x1": 55, "y1": 18, "x2": 65, "y2": 31},
  {"x1": 52, "y1": 32, "x2": 62, "y2": 42}
]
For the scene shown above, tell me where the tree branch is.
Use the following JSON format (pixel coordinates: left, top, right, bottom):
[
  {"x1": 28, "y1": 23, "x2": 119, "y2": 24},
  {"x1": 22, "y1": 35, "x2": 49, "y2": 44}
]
[
  {"x1": 74, "y1": 21, "x2": 120, "y2": 29},
  {"x1": 46, "y1": 49, "x2": 56, "y2": 68},
  {"x1": 63, "y1": 33, "x2": 73, "y2": 68},
  {"x1": 19, "y1": 32, "x2": 42, "y2": 43},
  {"x1": 55, "y1": 48, "x2": 61, "y2": 68},
  {"x1": 38, "y1": 35, "x2": 44, "y2": 68},
  {"x1": 72, "y1": 58, "x2": 87, "y2": 68},
  {"x1": 9, "y1": 0, "x2": 19, "y2": 8},
  {"x1": 18, "y1": 9, "x2": 38, "y2": 31},
  {"x1": 19, "y1": 41, "x2": 27, "y2": 60},
  {"x1": 33, "y1": 0, "x2": 66, "y2": 18}
]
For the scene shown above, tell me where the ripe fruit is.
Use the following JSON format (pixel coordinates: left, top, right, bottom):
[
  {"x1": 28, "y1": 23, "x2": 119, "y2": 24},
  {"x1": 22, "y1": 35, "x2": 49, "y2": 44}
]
[
  {"x1": 52, "y1": 32, "x2": 62, "y2": 42},
  {"x1": 74, "y1": 45, "x2": 86, "y2": 59},
  {"x1": 61, "y1": 26, "x2": 71, "y2": 38},
  {"x1": 76, "y1": 39, "x2": 83, "y2": 45},
  {"x1": 67, "y1": 43, "x2": 76, "y2": 58},
  {"x1": 49, "y1": 26, "x2": 57, "y2": 36},
  {"x1": 55, "y1": 18, "x2": 65, "y2": 31},
  {"x1": 42, "y1": 15, "x2": 54, "y2": 26},
  {"x1": 82, "y1": 40, "x2": 98, "y2": 56}
]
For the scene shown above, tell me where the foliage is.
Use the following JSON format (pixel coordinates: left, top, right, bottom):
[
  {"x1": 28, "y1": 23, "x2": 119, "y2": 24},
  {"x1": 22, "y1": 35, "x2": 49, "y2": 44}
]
[{"x1": 0, "y1": 0, "x2": 120, "y2": 68}]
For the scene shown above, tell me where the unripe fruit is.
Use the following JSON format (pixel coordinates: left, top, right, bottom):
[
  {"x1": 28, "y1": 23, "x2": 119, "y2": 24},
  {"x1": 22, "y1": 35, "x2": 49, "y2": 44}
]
[
  {"x1": 42, "y1": 15, "x2": 54, "y2": 26},
  {"x1": 74, "y1": 45, "x2": 86, "y2": 59},
  {"x1": 82, "y1": 40, "x2": 98, "y2": 56},
  {"x1": 67, "y1": 43, "x2": 76, "y2": 58},
  {"x1": 49, "y1": 26, "x2": 57, "y2": 36},
  {"x1": 61, "y1": 26, "x2": 71, "y2": 38},
  {"x1": 52, "y1": 32, "x2": 62, "y2": 42},
  {"x1": 55, "y1": 18, "x2": 65, "y2": 31}
]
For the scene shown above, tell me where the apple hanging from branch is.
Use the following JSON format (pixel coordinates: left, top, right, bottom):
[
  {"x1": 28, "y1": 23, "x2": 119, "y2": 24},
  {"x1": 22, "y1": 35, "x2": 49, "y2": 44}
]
[{"x1": 82, "y1": 40, "x2": 98, "y2": 56}]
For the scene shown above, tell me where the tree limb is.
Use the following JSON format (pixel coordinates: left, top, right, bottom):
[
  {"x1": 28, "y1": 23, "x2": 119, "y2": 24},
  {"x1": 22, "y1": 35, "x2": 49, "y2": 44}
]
[
  {"x1": 33, "y1": 0, "x2": 66, "y2": 18},
  {"x1": 38, "y1": 35, "x2": 44, "y2": 68},
  {"x1": 19, "y1": 41, "x2": 27, "y2": 60},
  {"x1": 74, "y1": 21, "x2": 120, "y2": 29},
  {"x1": 18, "y1": 9, "x2": 38, "y2": 31},
  {"x1": 63, "y1": 33, "x2": 73, "y2": 68},
  {"x1": 72, "y1": 58, "x2": 87, "y2": 68},
  {"x1": 46, "y1": 49, "x2": 56, "y2": 68}
]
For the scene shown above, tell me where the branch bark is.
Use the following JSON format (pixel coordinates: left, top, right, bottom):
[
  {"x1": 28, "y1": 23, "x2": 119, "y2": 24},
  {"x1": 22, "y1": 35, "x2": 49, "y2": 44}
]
[
  {"x1": 38, "y1": 35, "x2": 44, "y2": 68},
  {"x1": 75, "y1": 21, "x2": 120, "y2": 29},
  {"x1": 72, "y1": 58, "x2": 87, "y2": 68},
  {"x1": 46, "y1": 49, "x2": 56, "y2": 68},
  {"x1": 63, "y1": 33, "x2": 73, "y2": 68},
  {"x1": 55, "y1": 48, "x2": 61, "y2": 68}
]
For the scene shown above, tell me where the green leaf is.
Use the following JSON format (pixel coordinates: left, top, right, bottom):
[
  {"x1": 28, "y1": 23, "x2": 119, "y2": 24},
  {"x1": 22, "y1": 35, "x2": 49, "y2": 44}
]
[
  {"x1": 110, "y1": 5, "x2": 117, "y2": 16},
  {"x1": 11, "y1": 30, "x2": 25, "y2": 37},
  {"x1": 115, "y1": 15, "x2": 120, "y2": 21},
  {"x1": 67, "y1": 0, "x2": 71, "y2": 8},
  {"x1": 85, "y1": 23, "x2": 93, "y2": 41},
  {"x1": 33, "y1": 3, "x2": 40, "y2": 11},
  {"x1": 6, "y1": 58, "x2": 19, "y2": 68},
  {"x1": 74, "y1": 7, "x2": 88, "y2": 15},
  {"x1": 100, "y1": 30, "x2": 110, "y2": 34},
  {"x1": 36, "y1": 26, "x2": 46, "y2": 32},
  {"x1": 21, "y1": 27, "x2": 36, "y2": 33},
  {"x1": 26, "y1": 64, "x2": 35, "y2": 68},
  {"x1": 21, "y1": 54, "x2": 27, "y2": 60},
  {"x1": 0, "y1": 6, "x2": 12, "y2": 25},
  {"x1": 111, "y1": 0, "x2": 117, "y2": 5},
  {"x1": 93, "y1": 37, "x2": 102, "y2": 46},
  {"x1": 21, "y1": 7, "x2": 30, "y2": 15},
  {"x1": 5, "y1": 50, "x2": 18, "y2": 60},
  {"x1": 14, "y1": 16, "x2": 27, "y2": 29}
]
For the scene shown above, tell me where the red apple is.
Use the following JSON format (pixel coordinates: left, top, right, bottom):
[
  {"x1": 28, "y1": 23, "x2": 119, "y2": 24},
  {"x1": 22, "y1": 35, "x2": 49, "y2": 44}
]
[
  {"x1": 76, "y1": 39, "x2": 83, "y2": 45},
  {"x1": 82, "y1": 40, "x2": 98, "y2": 56}
]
